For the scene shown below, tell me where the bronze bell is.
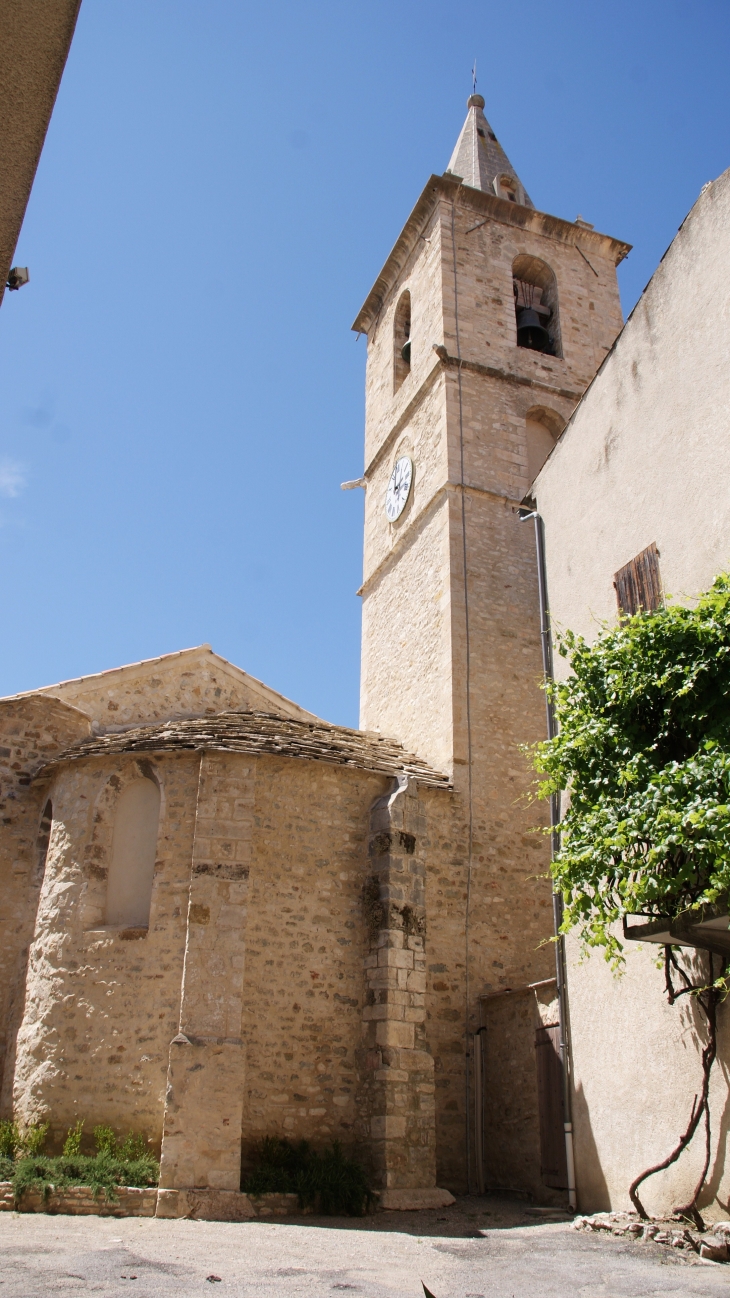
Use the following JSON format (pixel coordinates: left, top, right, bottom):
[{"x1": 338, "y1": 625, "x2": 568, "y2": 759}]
[
  {"x1": 401, "y1": 339, "x2": 411, "y2": 364},
  {"x1": 516, "y1": 306, "x2": 550, "y2": 352}
]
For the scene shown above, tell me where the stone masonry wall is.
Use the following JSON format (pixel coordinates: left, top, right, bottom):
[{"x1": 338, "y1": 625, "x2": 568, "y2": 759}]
[
  {"x1": 0, "y1": 696, "x2": 90, "y2": 1114},
  {"x1": 160, "y1": 751, "x2": 253, "y2": 1191},
  {"x1": 33, "y1": 647, "x2": 316, "y2": 732},
  {"x1": 239, "y1": 757, "x2": 389, "y2": 1166},
  {"x1": 358, "y1": 777, "x2": 435, "y2": 1190},
  {"x1": 7, "y1": 738, "x2": 450, "y2": 1189},
  {"x1": 358, "y1": 182, "x2": 625, "y2": 1192},
  {"x1": 12, "y1": 751, "x2": 200, "y2": 1148}
]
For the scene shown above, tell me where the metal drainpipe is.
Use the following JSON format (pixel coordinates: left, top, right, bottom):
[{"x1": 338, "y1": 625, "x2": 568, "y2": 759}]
[
  {"x1": 520, "y1": 507, "x2": 577, "y2": 1212},
  {"x1": 473, "y1": 1025, "x2": 486, "y2": 1194}
]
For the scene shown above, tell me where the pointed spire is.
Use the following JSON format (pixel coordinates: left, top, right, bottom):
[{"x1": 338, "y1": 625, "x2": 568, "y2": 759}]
[{"x1": 445, "y1": 94, "x2": 533, "y2": 208}]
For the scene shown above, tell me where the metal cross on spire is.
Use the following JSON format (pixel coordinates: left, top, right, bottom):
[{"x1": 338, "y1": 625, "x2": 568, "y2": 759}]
[{"x1": 471, "y1": 59, "x2": 477, "y2": 95}]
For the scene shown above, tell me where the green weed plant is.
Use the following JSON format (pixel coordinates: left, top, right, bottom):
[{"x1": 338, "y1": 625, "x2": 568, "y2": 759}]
[
  {"x1": 242, "y1": 1136, "x2": 374, "y2": 1215},
  {"x1": 0, "y1": 1119, "x2": 158, "y2": 1206}
]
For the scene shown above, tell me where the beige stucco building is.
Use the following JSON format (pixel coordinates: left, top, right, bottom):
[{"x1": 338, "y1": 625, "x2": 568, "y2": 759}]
[
  {"x1": 533, "y1": 165, "x2": 730, "y2": 1217},
  {"x1": 1, "y1": 94, "x2": 636, "y2": 1215}
]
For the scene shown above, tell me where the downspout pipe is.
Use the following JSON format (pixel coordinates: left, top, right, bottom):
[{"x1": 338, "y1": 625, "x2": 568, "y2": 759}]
[{"x1": 519, "y1": 507, "x2": 577, "y2": 1212}]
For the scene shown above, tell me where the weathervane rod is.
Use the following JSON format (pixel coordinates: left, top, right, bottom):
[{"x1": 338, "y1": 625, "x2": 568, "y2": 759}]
[{"x1": 472, "y1": 59, "x2": 477, "y2": 95}]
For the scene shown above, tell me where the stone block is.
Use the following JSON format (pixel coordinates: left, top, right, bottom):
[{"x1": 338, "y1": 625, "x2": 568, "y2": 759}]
[
  {"x1": 371, "y1": 1114, "x2": 407, "y2": 1139},
  {"x1": 375, "y1": 1020, "x2": 415, "y2": 1049},
  {"x1": 378, "y1": 1188, "x2": 455, "y2": 1210},
  {"x1": 378, "y1": 947, "x2": 414, "y2": 969}
]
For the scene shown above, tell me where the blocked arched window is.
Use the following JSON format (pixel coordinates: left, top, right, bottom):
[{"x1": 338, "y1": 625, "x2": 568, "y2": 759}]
[
  {"x1": 512, "y1": 255, "x2": 561, "y2": 358},
  {"x1": 35, "y1": 799, "x2": 53, "y2": 883},
  {"x1": 525, "y1": 406, "x2": 564, "y2": 484},
  {"x1": 393, "y1": 290, "x2": 411, "y2": 391},
  {"x1": 105, "y1": 777, "x2": 160, "y2": 929}
]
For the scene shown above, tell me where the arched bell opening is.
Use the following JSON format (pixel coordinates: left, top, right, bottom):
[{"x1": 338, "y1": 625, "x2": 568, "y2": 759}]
[
  {"x1": 512, "y1": 255, "x2": 562, "y2": 358},
  {"x1": 393, "y1": 289, "x2": 412, "y2": 391}
]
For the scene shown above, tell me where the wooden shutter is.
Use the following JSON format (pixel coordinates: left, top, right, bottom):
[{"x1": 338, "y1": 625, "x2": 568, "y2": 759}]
[
  {"x1": 614, "y1": 543, "x2": 662, "y2": 617},
  {"x1": 535, "y1": 1024, "x2": 568, "y2": 1189}
]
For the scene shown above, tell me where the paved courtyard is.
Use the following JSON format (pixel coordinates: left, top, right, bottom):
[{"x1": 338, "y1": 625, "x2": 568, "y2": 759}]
[{"x1": 0, "y1": 1196, "x2": 726, "y2": 1298}]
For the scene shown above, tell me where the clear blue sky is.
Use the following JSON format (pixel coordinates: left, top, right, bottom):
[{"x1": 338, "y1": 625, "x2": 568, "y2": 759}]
[{"x1": 1, "y1": 1, "x2": 728, "y2": 726}]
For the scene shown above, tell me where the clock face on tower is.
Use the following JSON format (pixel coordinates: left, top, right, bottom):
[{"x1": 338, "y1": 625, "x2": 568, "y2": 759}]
[{"x1": 385, "y1": 456, "x2": 413, "y2": 522}]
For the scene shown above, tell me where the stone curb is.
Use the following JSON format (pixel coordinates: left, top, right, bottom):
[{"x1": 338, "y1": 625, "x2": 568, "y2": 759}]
[
  {"x1": 0, "y1": 1182, "x2": 455, "y2": 1220},
  {"x1": 571, "y1": 1211, "x2": 730, "y2": 1261}
]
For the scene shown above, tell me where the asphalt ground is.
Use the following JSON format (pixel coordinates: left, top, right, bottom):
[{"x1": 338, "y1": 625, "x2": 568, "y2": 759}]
[{"x1": 0, "y1": 1195, "x2": 726, "y2": 1298}]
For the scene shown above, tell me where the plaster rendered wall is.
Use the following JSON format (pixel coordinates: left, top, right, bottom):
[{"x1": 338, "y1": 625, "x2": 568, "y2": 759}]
[
  {"x1": 533, "y1": 167, "x2": 730, "y2": 1216},
  {"x1": 534, "y1": 169, "x2": 730, "y2": 639},
  {"x1": 567, "y1": 940, "x2": 730, "y2": 1217}
]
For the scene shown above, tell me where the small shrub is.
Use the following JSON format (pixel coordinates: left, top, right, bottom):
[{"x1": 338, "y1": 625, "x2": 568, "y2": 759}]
[
  {"x1": 63, "y1": 1120, "x2": 84, "y2": 1157},
  {"x1": 241, "y1": 1137, "x2": 374, "y2": 1216},
  {"x1": 0, "y1": 1120, "x2": 19, "y2": 1160},
  {"x1": 119, "y1": 1133, "x2": 148, "y2": 1161},
  {"x1": 21, "y1": 1122, "x2": 49, "y2": 1155},
  {"x1": 93, "y1": 1125, "x2": 117, "y2": 1156}
]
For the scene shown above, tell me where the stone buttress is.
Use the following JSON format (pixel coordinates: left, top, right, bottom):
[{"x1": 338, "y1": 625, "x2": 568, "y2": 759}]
[
  {"x1": 158, "y1": 752, "x2": 253, "y2": 1193},
  {"x1": 358, "y1": 777, "x2": 450, "y2": 1207}
]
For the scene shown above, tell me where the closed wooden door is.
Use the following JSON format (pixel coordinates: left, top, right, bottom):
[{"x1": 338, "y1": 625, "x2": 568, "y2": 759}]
[{"x1": 535, "y1": 1024, "x2": 568, "y2": 1189}]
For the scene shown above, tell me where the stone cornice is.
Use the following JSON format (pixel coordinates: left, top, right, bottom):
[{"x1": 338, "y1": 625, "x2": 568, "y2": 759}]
[
  {"x1": 363, "y1": 352, "x2": 582, "y2": 481},
  {"x1": 352, "y1": 173, "x2": 632, "y2": 336}
]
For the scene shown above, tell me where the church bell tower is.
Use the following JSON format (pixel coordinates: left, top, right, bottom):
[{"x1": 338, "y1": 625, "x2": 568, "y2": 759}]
[{"x1": 353, "y1": 95, "x2": 630, "y2": 1192}]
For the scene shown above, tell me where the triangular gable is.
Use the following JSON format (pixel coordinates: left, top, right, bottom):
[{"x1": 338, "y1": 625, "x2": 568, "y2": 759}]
[{"x1": 4, "y1": 645, "x2": 321, "y2": 732}]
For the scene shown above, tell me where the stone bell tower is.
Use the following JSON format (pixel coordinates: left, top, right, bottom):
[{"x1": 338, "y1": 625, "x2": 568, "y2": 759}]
[{"x1": 353, "y1": 95, "x2": 630, "y2": 1192}]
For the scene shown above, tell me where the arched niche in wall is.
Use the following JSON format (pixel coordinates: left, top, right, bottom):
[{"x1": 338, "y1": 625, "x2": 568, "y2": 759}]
[
  {"x1": 513, "y1": 255, "x2": 562, "y2": 358},
  {"x1": 525, "y1": 406, "x2": 565, "y2": 485},
  {"x1": 105, "y1": 777, "x2": 161, "y2": 929},
  {"x1": 393, "y1": 289, "x2": 412, "y2": 391}
]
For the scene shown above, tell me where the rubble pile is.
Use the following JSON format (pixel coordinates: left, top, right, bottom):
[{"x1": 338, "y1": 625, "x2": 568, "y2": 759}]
[{"x1": 571, "y1": 1212, "x2": 730, "y2": 1261}]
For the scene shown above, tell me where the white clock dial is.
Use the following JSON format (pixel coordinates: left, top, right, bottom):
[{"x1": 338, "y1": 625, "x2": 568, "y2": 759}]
[{"x1": 385, "y1": 456, "x2": 413, "y2": 522}]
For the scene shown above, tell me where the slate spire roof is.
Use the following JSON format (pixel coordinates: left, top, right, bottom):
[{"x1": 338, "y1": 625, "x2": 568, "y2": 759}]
[{"x1": 446, "y1": 94, "x2": 533, "y2": 208}]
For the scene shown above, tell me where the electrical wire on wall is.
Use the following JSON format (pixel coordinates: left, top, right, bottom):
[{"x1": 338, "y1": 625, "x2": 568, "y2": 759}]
[{"x1": 450, "y1": 192, "x2": 475, "y2": 1194}]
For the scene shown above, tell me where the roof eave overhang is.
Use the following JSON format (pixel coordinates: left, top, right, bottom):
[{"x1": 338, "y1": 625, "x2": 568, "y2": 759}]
[{"x1": 352, "y1": 173, "x2": 632, "y2": 336}]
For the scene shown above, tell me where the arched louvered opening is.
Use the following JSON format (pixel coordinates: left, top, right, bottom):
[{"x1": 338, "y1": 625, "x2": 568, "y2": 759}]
[
  {"x1": 393, "y1": 289, "x2": 412, "y2": 391},
  {"x1": 513, "y1": 255, "x2": 562, "y2": 358},
  {"x1": 105, "y1": 777, "x2": 160, "y2": 929}
]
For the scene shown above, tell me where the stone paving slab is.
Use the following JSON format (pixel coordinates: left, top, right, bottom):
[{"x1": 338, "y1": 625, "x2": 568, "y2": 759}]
[{"x1": 0, "y1": 1196, "x2": 727, "y2": 1297}]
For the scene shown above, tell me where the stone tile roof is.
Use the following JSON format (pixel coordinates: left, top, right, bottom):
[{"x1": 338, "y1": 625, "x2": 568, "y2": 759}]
[
  {"x1": 37, "y1": 710, "x2": 451, "y2": 788},
  {"x1": 446, "y1": 94, "x2": 533, "y2": 206}
]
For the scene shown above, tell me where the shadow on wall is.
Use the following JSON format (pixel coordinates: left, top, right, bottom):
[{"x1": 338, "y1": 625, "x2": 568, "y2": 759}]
[
  {"x1": 704, "y1": 1048, "x2": 730, "y2": 1214},
  {"x1": 572, "y1": 949, "x2": 730, "y2": 1217},
  {"x1": 571, "y1": 1080, "x2": 610, "y2": 1213}
]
